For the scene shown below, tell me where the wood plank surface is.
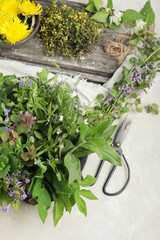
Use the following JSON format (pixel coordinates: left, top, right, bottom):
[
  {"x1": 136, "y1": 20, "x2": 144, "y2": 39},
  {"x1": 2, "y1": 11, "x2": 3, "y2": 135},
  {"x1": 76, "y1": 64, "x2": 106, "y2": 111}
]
[{"x1": 0, "y1": 0, "x2": 132, "y2": 83}]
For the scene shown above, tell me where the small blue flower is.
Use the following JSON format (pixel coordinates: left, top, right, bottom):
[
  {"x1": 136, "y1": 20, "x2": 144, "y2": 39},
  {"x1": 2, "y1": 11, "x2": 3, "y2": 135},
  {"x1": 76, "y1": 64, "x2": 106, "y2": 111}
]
[
  {"x1": 19, "y1": 81, "x2": 25, "y2": 88},
  {"x1": 4, "y1": 108, "x2": 10, "y2": 115},
  {"x1": 2, "y1": 126, "x2": 8, "y2": 132},
  {"x1": 27, "y1": 79, "x2": 32, "y2": 85}
]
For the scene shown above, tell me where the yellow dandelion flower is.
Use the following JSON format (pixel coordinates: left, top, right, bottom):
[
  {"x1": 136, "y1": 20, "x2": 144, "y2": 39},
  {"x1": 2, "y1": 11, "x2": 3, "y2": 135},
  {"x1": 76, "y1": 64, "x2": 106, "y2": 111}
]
[
  {"x1": 19, "y1": 0, "x2": 42, "y2": 16},
  {"x1": 0, "y1": 13, "x2": 9, "y2": 34},
  {"x1": 1, "y1": 17, "x2": 32, "y2": 44},
  {"x1": 0, "y1": 0, "x2": 21, "y2": 18}
]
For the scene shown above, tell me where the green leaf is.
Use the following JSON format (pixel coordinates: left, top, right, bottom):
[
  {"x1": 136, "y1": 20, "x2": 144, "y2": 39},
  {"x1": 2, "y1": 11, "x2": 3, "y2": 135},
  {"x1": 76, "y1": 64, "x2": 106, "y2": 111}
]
[
  {"x1": 37, "y1": 68, "x2": 51, "y2": 82},
  {"x1": 129, "y1": 57, "x2": 137, "y2": 64},
  {"x1": 122, "y1": 9, "x2": 144, "y2": 24},
  {"x1": 85, "y1": 3, "x2": 95, "y2": 12},
  {"x1": 32, "y1": 179, "x2": 42, "y2": 197},
  {"x1": 87, "y1": 119, "x2": 113, "y2": 139},
  {"x1": 136, "y1": 106, "x2": 143, "y2": 112},
  {"x1": 12, "y1": 201, "x2": 21, "y2": 211},
  {"x1": 130, "y1": 36, "x2": 142, "y2": 46},
  {"x1": 59, "y1": 193, "x2": 72, "y2": 213},
  {"x1": 134, "y1": 98, "x2": 141, "y2": 106},
  {"x1": 152, "y1": 103, "x2": 159, "y2": 110},
  {"x1": 91, "y1": 11, "x2": 108, "y2": 23},
  {"x1": 80, "y1": 175, "x2": 97, "y2": 187},
  {"x1": 51, "y1": 61, "x2": 60, "y2": 70},
  {"x1": 107, "y1": 0, "x2": 113, "y2": 9},
  {"x1": 38, "y1": 188, "x2": 51, "y2": 223},
  {"x1": 9, "y1": 156, "x2": 18, "y2": 172},
  {"x1": 96, "y1": 145, "x2": 121, "y2": 166},
  {"x1": 77, "y1": 197, "x2": 87, "y2": 217},
  {"x1": 53, "y1": 196, "x2": 65, "y2": 227},
  {"x1": 110, "y1": 89, "x2": 118, "y2": 97},
  {"x1": 140, "y1": 0, "x2": 155, "y2": 26},
  {"x1": 80, "y1": 189, "x2": 98, "y2": 200},
  {"x1": 52, "y1": 173, "x2": 74, "y2": 194},
  {"x1": 102, "y1": 125, "x2": 117, "y2": 143},
  {"x1": 122, "y1": 106, "x2": 130, "y2": 113},
  {"x1": 64, "y1": 153, "x2": 81, "y2": 184},
  {"x1": 34, "y1": 131, "x2": 43, "y2": 139},
  {"x1": 48, "y1": 123, "x2": 52, "y2": 141},
  {"x1": 94, "y1": 0, "x2": 103, "y2": 11}
]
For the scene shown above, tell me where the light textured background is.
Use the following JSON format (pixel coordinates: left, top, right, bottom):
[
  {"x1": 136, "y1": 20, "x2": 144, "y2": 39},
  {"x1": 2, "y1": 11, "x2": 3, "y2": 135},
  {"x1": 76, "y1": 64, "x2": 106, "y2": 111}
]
[{"x1": 0, "y1": 1, "x2": 160, "y2": 240}]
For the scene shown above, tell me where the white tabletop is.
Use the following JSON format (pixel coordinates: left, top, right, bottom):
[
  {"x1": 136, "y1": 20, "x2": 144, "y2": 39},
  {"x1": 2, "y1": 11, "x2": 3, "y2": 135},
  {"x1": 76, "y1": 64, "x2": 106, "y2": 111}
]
[{"x1": 0, "y1": 1, "x2": 160, "y2": 240}]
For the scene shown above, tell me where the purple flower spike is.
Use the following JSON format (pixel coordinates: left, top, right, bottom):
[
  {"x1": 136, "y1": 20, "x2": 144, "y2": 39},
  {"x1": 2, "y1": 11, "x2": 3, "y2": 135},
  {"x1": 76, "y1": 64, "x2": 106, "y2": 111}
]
[
  {"x1": 2, "y1": 204, "x2": 11, "y2": 213},
  {"x1": 19, "y1": 81, "x2": 25, "y2": 88},
  {"x1": 4, "y1": 108, "x2": 10, "y2": 115}
]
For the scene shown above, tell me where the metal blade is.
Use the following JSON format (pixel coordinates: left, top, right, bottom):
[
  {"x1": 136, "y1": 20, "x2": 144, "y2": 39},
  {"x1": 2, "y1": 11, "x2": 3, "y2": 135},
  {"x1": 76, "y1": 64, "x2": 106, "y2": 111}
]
[{"x1": 113, "y1": 116, "x2": 131, "y2": 145}]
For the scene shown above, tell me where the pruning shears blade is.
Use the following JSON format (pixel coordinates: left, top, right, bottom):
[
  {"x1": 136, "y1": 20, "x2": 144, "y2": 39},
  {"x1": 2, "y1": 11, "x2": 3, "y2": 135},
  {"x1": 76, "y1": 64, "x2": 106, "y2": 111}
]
[{"x1": 114, "y1": 116, "x2": 131, "y2": 146}]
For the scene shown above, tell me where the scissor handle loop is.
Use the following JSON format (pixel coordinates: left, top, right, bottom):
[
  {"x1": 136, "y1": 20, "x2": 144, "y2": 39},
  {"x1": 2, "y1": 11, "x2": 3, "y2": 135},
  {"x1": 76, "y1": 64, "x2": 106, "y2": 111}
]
[{"x1": 102, "y1": 154, "x2": 130, "y2": 196}]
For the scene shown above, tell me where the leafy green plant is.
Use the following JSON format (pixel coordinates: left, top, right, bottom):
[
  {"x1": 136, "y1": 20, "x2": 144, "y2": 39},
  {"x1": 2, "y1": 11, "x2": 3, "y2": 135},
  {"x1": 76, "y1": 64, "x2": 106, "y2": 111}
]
[
  {"x1": 38, "y1": 1, "x2": 101, "y2": 59},
  {"x1": 85, "y1": 0, "x2": 156, "y2": 44},
  {"x1": 0, "y1": 68, "x2": 121, "y2": 226}
]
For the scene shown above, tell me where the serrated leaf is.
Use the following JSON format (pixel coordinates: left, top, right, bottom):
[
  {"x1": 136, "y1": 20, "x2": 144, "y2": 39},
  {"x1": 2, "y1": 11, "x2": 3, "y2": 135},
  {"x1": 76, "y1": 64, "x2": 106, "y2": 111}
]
[
  {"x1": 123, "y1": 9, "x2": 144, "y2": 24},
  {"x1": 140, "y1": 0, "x2": 155, "y2": 26},
  {"x1": 93, "y1": 0, "x2": 103, "y2": 11},
  {"x1": 80, "y1": 175, "x2": 97, "y2": 187},
  {"x1": 91, "y1": 11, "x2": 108, "y2": 23},
  {"x1": 77, "y1": 197, "x2": 87, "y2": 217},
  {"x1": 53, "y1": 196, "x2": 65, "y2": 227},
  {"x1": 80, "y1": 189, "x2": 98, "y2": 200},
  {"x1": 85, "y1": 3, "x2": 95, "y2": 12},
  {"x1": 64, "y1": 153, "x2": 81, "y2": 184}
]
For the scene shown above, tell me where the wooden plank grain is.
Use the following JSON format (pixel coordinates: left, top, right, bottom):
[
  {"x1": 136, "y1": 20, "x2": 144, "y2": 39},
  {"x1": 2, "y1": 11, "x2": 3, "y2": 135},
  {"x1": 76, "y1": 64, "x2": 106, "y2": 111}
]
[{"x1": 0, "y1": 0, "x2": 132, "y2": 83}]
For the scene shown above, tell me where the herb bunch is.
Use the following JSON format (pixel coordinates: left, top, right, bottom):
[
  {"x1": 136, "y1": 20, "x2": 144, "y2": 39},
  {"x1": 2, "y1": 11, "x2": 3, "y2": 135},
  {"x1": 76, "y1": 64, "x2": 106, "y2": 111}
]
[
  {"x1": 0, "y1": 69, "x2": 121, "y2": 226},
  {"x1": 38, "y1": 1, "x2": 101, "y2": 59},
  {"x1": 86, "y1": 36, "x2": 160, "y2": 122},
  {"x1": 86, "y1": 0, "x2": 155, "y2": 46}
]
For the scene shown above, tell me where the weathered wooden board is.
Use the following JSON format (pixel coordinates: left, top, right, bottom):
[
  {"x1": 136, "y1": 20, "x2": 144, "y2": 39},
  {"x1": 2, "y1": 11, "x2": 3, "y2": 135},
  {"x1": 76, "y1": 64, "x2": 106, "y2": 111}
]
[{"x1": 0, "y1": 0, "x2": 132, "y2": 83}]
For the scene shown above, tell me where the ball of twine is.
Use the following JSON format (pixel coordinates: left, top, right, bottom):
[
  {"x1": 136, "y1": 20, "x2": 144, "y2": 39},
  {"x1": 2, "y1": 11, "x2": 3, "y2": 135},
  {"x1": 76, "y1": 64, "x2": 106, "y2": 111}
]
[{"x1": 105, "y1": 35, "x2": 136, "y2": 65}]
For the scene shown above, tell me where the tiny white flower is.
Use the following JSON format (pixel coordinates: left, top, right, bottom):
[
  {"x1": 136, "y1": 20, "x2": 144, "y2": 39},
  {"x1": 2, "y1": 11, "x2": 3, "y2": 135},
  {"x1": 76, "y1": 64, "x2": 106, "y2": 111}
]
[
  {"x1": 84, "y1": 119, "x2": 88, "y2": 124},
  {"x1": 59, "y1": 115, "x2": 63, "y2": 121},
  {"x1": 131, "y1": 19, "x2": 147, "y2": 35},
  {"x1": 47, "y1": 117, "x2": 51, "y2": 121},
  {"x1": 113, "y1": 10, "x2": 123, "y2": 19},
  {"x1": 35, "y1": 158, "x2": 41, "y2": 165},
  {"x1": 105, "y1": 7, "x2": 111, "y2": 13},
  {"x1": 57, "y1": 129, "x2": 62, "y2": 135},
  {"x1": 30, "y1": 136, "x2": 34, "y2": 142},
  {"x1": 109, "y1": 15, "x2": 119, "y2": 25},
  {"x1": 4, "y1": 117, "x2": 10, "y2": 122}
]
